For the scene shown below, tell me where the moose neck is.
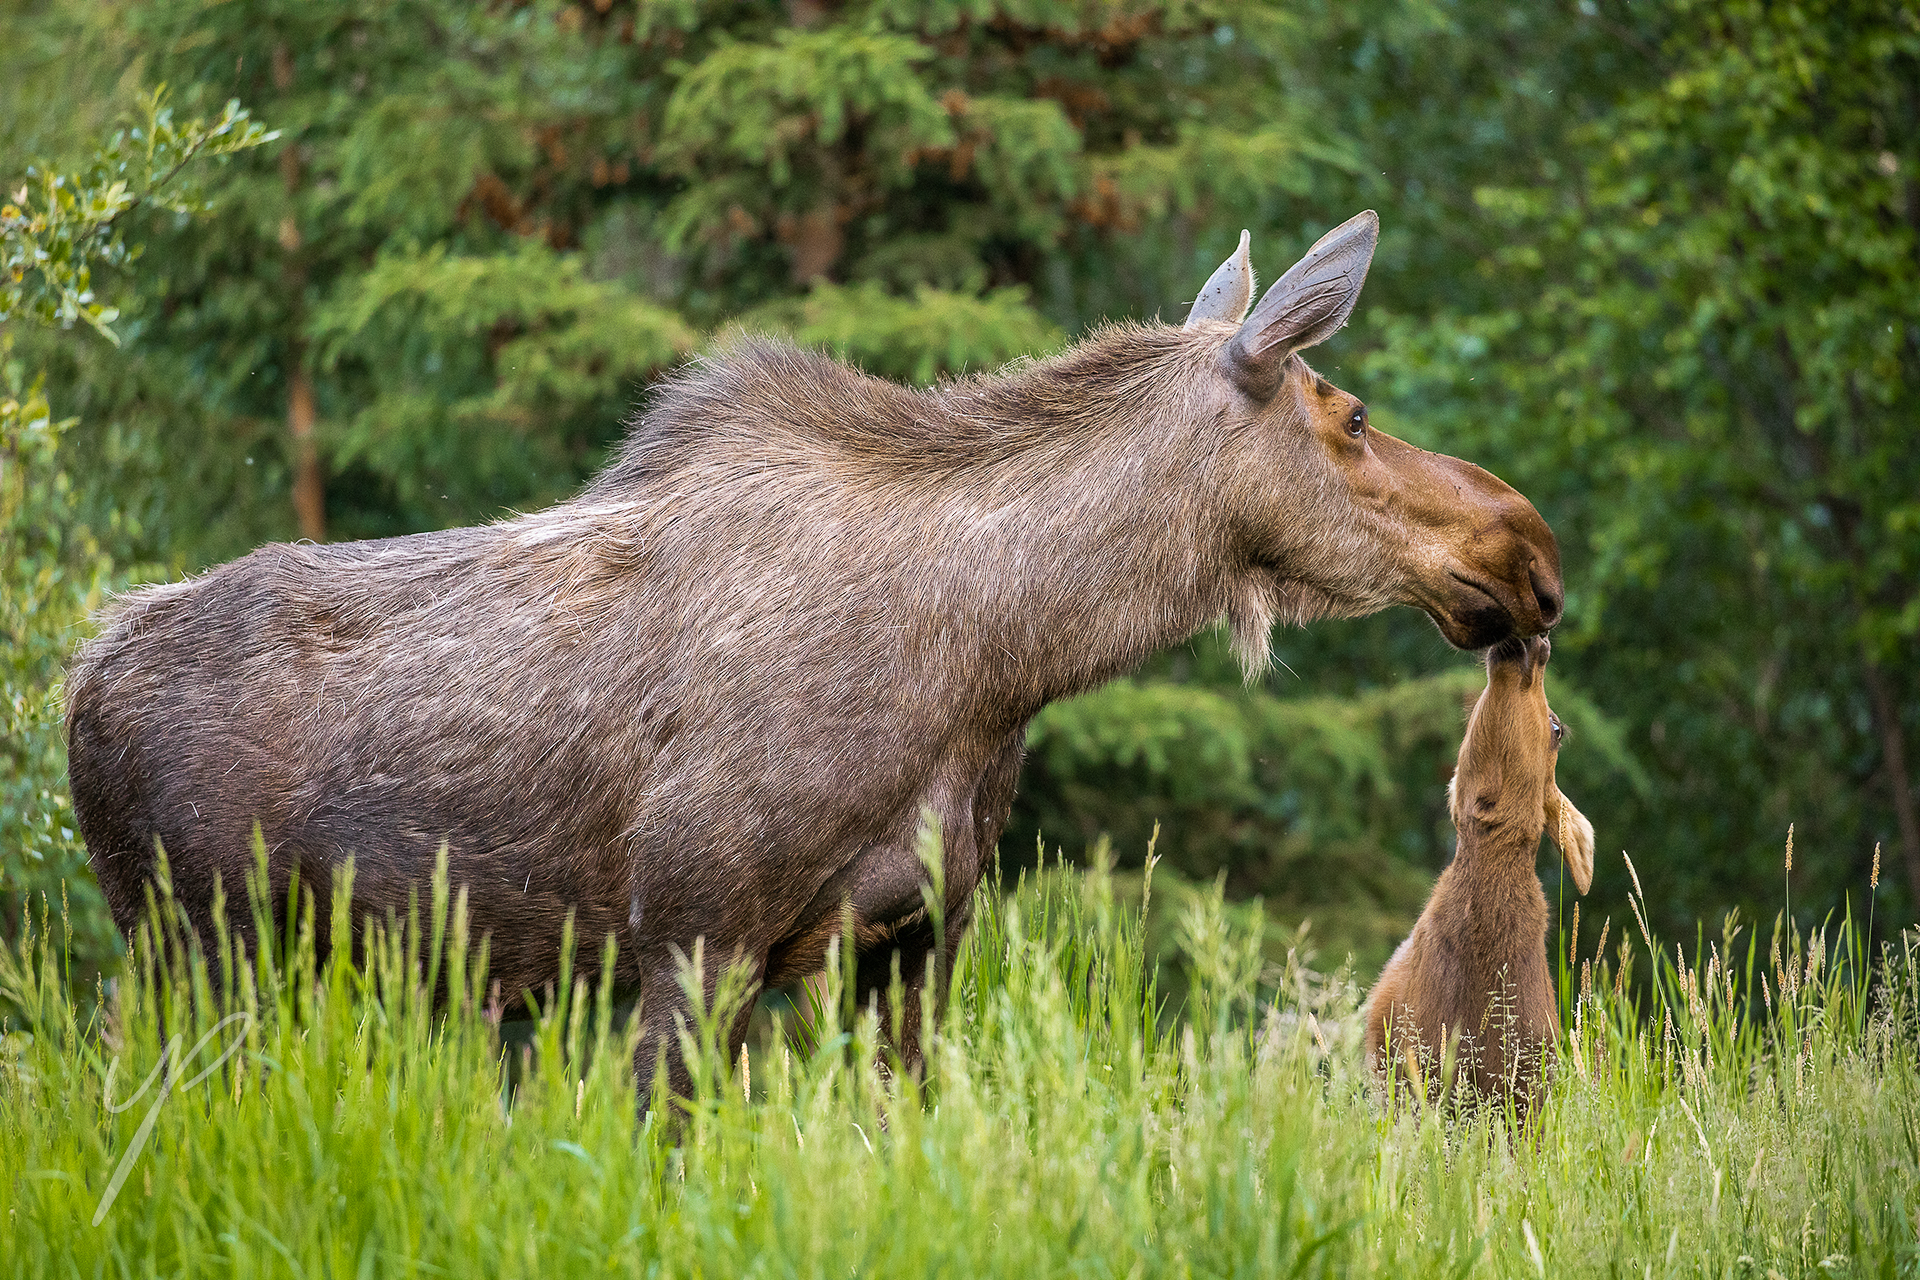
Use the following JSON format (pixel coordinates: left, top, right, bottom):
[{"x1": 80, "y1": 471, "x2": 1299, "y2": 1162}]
[
  {"x1": 900, "y1": 334, "x2": 1267, "y2": 712},
  {"x1": 1440, "y1": 815, "x2": 1552, "y2": 957},
  {"x1": 589, "y1": 331, "x2": 1283, "y2": 720}
]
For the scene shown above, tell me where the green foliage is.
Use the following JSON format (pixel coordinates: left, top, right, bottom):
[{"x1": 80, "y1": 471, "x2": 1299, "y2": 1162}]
[
  {"x1": 657, "y1": 28, "x2": 955, "y2": 188},
  {"x1": 1, "y1": 857, "x2": 1914, "y2": 1274},
  {"x1": 310, "y1": 240, "x2": 695, "y2": 517},
  {"x1": 0, "y1": 88, "x2": 274, "y2": 340},
  {"x1": 738, "y1": 280, "x2": 1064, "y2": 384},
  {"x1": 0, "y1": 350, "x2": 117, "y2": 965},
  {"x1": 1351, "y1": 0, "x2": 1920, "y2": 931}
]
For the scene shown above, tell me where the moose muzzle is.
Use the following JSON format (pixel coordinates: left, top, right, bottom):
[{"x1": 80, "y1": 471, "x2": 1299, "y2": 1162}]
[{"x1": 1398, "y1": 443, "x2": 1564, "y2": 650}]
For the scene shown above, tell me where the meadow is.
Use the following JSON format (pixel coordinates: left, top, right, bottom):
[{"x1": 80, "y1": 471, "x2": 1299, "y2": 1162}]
[{"x1": 2, "y1": 839, "x2": 1913, "y2": 1278}]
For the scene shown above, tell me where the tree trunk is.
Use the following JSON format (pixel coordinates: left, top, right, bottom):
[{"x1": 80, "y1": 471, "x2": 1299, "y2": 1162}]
[
  {"x1": 286, "y1": 364, "x2": 324, "y2": 542},
  {"x1": 1861, "y1": 650, "x2": 1920, "y2": 905},
  {"x1": 783, "y1": 206, "x2": 843, "y2": 285},
  {"x1": 275, "y1": 43, "x2": 325, "y2": 542}
]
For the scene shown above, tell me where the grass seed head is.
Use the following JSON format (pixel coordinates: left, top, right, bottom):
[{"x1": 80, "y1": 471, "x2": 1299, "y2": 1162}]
[
  {"x1": 1871, "y1": 843, "x2": 1880, "y2": 890},
  {"x1": 1785, "y1": 823, "x2": 1794, "y2": 873},
  {"x1": 1630, "y1": 893, "x2": 1654, "y2": 956}
]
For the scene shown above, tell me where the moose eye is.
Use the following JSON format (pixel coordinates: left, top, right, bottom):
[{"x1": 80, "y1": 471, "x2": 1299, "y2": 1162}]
[
  {"x1": 1549, "y1": 715, "x2": 1564, "y2": 747},
  {"x1": 1347, "y1": 407, "x2": 1367, "y2": 438}
]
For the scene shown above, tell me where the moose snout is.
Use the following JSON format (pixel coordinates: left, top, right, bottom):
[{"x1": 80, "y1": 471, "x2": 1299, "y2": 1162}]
[
  {"x1": 1529, "y1": 560, "x2": 1562, "y2": 630},
  {"x1": 1393, "y1": 443, "x2": 1564, "y2": 649},
  {"x1": 1490, "y1": 481, "x2": 1564, "y2": 637},
  {"x1": 1486, "y1": 489, "x2": 1564, "y2": 639},
  {"x1": 1486, "y1": 632, "x2": 1549, "y2": 678}
]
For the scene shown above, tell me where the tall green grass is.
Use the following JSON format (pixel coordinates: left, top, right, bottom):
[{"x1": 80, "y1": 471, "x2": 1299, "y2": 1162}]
[{"x1": 1, "y1": 843, "x2": 1914, "y2": 1277}]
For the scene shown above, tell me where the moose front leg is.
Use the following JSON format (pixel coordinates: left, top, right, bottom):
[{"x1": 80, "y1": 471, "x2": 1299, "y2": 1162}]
[
  {"x1": 850, "y1": 732, "x2": 1022, "y2": 1072},
  {"x1": 849, "y1": 894, "x2": 976, "y2": 1076},
  {"x1": 630, "y1": 936, "x2": 765, "y2": 1107},
  {"x1": 842, "y1": 819, "x2": 965, "y2": 1075}
]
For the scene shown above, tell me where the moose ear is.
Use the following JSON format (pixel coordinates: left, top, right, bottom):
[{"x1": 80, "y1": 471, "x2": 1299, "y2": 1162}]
[
  {"x1": 1184, "y1": 230, "x2": 1254, "y2": 330},
  {"x1": 1545, "y1": 784, "x2": 1595, "y2": 895},
  {"x1": 1225, "y1": 210, "x2": 1378, "y2": 399}
]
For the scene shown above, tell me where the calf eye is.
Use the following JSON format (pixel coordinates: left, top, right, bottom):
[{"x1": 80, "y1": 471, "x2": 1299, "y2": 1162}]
[
  {"x1": 1550, "y1": 715, "x2": 1564, "y2": 746},
  {"x1": 1347, "y1": 407, "x2": 1367, "y2": 438}
]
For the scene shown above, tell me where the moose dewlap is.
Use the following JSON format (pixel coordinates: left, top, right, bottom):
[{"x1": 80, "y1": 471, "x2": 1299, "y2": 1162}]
[
  {"x1": 67, "y1": 212, "x2": 1564, "y2": 1097},
  {"x1": 1363, "y1": 635, "x2": 1595, "y2": 1104}
]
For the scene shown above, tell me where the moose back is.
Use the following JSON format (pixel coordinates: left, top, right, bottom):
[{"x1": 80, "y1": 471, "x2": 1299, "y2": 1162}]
[{"x1": 66, "y1": 212, "x2": 1563, "y2": 1092}]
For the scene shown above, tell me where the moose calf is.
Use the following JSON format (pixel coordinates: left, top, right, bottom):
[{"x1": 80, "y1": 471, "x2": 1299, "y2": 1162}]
[{"x1": 1362, "y1": 635, "x2": 1594, "y2": 1105}]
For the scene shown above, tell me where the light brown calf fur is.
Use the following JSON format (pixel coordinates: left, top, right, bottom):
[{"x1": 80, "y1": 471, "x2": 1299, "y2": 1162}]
[{"x1": 1363, "y1": 635, "x2": 1594, "y2": 1104}]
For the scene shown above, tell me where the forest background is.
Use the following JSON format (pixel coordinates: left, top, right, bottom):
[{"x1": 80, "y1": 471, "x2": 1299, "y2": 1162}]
[{"x1": 3, "y1": 0, "x2": 1916, "y2": 981}]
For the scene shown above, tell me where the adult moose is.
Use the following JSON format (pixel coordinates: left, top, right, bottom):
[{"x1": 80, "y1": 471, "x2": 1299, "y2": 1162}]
[{"x1": 67, "y1": 212, "x2": 1563, "y2": 1095}]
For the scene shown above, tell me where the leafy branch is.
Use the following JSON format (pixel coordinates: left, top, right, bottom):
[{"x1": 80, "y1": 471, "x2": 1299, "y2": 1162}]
[{"x1": 1, "y1": 87, "x2": 278, "y2": 345}]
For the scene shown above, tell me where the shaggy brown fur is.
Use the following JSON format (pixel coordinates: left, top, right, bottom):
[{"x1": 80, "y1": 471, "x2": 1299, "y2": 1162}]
[
  {"x1": 66, "y1": 213, "x2": 1564, "y2": 1096},
  {"x1": 1362, "y1": 635, "x2": 1595, "y2": 1105}
]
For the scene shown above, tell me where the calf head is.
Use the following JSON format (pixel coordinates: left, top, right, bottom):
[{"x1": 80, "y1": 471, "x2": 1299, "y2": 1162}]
[
  {"x1": 1446, "y1": 635, "x2": 1594, "y2": 891},
  {"x1": 1184, "y1": 215, "x2": 1564, "y2": 652}
]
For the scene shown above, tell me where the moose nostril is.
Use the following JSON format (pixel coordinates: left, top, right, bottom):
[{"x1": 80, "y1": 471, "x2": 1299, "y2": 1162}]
[{"x1": 1530, "y1": 565, "x2": 1562, "y2": 627}]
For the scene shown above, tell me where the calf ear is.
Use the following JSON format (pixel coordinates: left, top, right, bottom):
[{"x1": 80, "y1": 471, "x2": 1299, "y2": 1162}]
[
  {"x1": 1545, "y1": 784, "x2": 1595, "y2": 895},
  {"x1": 1225, "y1": 210, "x2": 1378, "y2": 399},
  {"x1": 1184, "y1": 230, "x2": 1254, "y2": 329}
]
